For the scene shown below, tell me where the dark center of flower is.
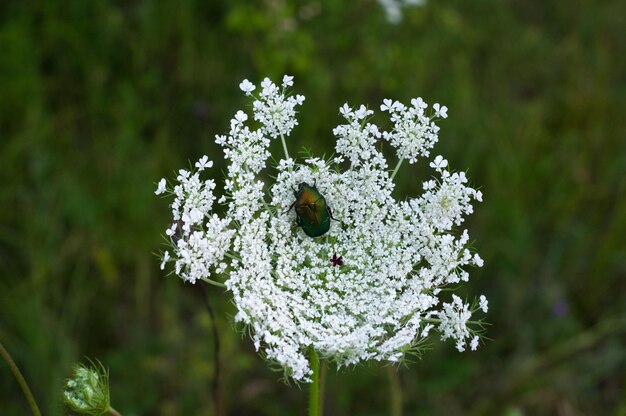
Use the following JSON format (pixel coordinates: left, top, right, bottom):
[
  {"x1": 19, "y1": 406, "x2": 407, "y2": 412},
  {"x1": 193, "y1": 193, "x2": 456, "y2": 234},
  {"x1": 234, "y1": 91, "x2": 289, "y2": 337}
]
[{"x1": 330, "y1": 253, "x2": 344, "y2": 267}]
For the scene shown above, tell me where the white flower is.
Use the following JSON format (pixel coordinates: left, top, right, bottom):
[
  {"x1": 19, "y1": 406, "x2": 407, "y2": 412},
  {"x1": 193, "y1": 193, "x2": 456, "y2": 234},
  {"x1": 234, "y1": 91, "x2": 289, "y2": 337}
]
[
  {"x1": 381, "y1": 98, "x2": 443, "y2": 164},
  {"x1": 430, "y1": 155, "x2": 448, "y2": 171},
  {"x1": 239, "y1": 79, "x2": 256, "y2": 95},
  {"x1": 438, "y1": 295, "x2": 472, "y2": 352},
  {"x1": 411, "y1": 97, "x2": 427, "y2": 110},
  {"x1": 195, "y1": 155, "x2": 213, "y2": 171},
  {"x1": 282, "y1": 75, "x2": 294, "y2": 87},
  {"x1": 250, "y1": 77, "x2": 305, "y2": 139},
  {"x1": 354, "y1": 104, "x2": 372, "y2": 120},
  {"x1": 174, "y1": 216, "x2": 234, "y2": 284},
  {"x1": 421, "y1": 324, "x2": 434, "y2": 337},
  {"x1": 380, "y1": 99, "x2": 393, "y2": 112},
  {"x1": 479, "y1": 295, "x2": 489, "y2": 313},
  {"x1": 160, "y1": 251, "x2": 170, "y2": 270},
  {"x1": 234, "y1": 110, "x2": 248, "y2": 124},
  {"x1": 416, "y1": 170, "x2": 480, "y2": 232},
  {"x1": 155, "y1": 178, "x2": 167, "y2": 195},
  {"x1": 178, "y1": 169, "x2": 190, "y2": 179},
  {"x1": 470, "y1": 335, "x2": 480, "y2": 351},
  {"x1": 159, "y1": 158, "x2": 236, "y2": 284},
  {"x1": 333, "y1": 105, "x2": 382, "y2": 167},
  {"x1": 433, "y1": 103, "x2": 448, "y2": 119},
  {"x1": 158, "y1": 76, "x2": 486, "y2": 382}
]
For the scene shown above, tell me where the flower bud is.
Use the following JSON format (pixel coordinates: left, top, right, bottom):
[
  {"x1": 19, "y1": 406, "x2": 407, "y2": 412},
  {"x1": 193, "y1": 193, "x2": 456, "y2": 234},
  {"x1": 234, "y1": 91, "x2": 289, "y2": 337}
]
[{"x1": 63, "y1": 360, "x2": 110, "y2": 416}]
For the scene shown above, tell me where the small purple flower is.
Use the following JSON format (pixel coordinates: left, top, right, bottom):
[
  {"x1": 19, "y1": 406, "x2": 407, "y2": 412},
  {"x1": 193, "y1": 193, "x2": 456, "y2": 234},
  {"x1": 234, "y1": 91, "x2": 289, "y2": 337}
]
[{"x1": 330, "y1": 254, "x2": 344, "y2": 267}]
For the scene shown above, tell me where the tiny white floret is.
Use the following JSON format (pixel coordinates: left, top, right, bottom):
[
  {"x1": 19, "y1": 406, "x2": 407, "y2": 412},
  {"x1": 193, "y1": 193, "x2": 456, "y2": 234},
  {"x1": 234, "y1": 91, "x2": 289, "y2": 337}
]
[
  {"x1": 433, "y1": 103, "x2": 448, "y2": 118},
  {"x1": 282, "y1": 75, "x2": 294, "y2": 87},
  {"x1": 430, "y1": 155, "x2": 448, "y2": 170},
  {"x1": 155, "y1": 178, "x2": 167, "y2": 195},
  {"x1": 195, "y1": 155, "x2": 213, "y2": 171},
  {"x1": 160, "y1": 251, "x2": 170, "y2": 270},
  {"x1": 470, "y1": 335, "x2": 480, "y2": 351},
  {"x1": 479, "y1": 295, "x2": 488, "y2": 313},
  {"x1": 239, "y1": 79, "x2": 256, "y2": 95}
]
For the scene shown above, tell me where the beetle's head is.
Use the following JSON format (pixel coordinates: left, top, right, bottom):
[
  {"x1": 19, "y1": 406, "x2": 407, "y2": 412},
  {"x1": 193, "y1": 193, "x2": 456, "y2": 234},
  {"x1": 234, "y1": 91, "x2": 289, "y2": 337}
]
[{"x1": 294, "y1": 182, "x2": 312, "y2": 195}]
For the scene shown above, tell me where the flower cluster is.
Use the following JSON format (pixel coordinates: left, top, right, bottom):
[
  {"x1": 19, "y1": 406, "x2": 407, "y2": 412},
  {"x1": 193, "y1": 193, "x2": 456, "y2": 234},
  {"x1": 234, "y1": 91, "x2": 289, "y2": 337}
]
[
  {"x1": 155, "y1": 158, "x2": 234, "y2": 284},
  {"x1": 157, "y1": 76, "x2": 487, "y2": 382},
  {"x1": 63, "y1": 360, "x2": 111, "y2": 416},
  {"x1": 241, "y1": 75, "x2": 305, "y2": 139},
  {"x1": 380, "y1": 98, "x2": 446, "y2": 164}
]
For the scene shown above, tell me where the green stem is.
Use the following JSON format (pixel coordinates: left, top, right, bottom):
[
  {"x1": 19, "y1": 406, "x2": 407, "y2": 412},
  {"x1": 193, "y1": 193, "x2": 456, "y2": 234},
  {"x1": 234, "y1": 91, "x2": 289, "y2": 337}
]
[
  {"x1": 261, "y1": 197, "x2": 274, "y2": 216},
  {"x1": 200, "y1": 277, "x2": 227, "y2": 288},
  {"x1": 390, "y1": 158, "x2": 404, "y2": 181},
  {"x1": 108, "y1": 406, "x2": 122, "y2": 416},
  {"x1": 422, "y1": 318, "x2": 484, "y2": 326},
  {"x1": 280, "y1": 134, "x2": 291, "y2": 161},
  {"x1": 319, "y1": 359, "x2": 327, "y2": 415},
  {"x1": 0, "y1": 340, "x2": 42, "y2": 416},
  {"x1": 224, "y1": 252, "x2": 242, "y2": 262},
  {"x1": 309, "y1": 349, "x2": 321, "y2": 416},
  {"x1": 387, "y1": 366, "x2": 402, "y2": 416}
]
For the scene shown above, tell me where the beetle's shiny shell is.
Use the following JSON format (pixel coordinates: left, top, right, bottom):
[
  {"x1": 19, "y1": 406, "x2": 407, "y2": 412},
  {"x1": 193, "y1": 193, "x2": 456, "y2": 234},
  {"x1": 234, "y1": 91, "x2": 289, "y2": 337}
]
[{"x1": 293, "y1": 183, "x2": 332, "y2": 237}]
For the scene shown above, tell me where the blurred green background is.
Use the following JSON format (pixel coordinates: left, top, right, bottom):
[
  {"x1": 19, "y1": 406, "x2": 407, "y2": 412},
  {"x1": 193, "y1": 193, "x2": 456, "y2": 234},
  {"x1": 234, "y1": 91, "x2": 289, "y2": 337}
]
[{"x1": 1, "y1": 0, "x2": 625, "y2": 414}]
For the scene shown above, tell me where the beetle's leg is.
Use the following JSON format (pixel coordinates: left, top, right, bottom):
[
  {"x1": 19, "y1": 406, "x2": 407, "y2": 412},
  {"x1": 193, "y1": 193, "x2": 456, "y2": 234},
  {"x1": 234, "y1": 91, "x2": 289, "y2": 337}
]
[
  {"x1": 328, "y1": 206, "x2": 339, "y2": 222},
  {"x1": 283, "y1": 201, "x2": 296, "y2": 215}
]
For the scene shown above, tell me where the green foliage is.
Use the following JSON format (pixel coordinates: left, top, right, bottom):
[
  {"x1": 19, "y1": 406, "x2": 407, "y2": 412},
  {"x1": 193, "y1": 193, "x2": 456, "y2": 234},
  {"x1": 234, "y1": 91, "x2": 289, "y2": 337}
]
[{"x1": 1, "y1": 0, "x2": 625, "y2": 414}]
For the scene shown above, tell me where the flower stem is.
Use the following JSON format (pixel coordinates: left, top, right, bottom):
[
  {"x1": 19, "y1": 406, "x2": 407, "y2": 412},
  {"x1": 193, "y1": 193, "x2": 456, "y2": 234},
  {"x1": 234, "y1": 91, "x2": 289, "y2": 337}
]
[
  {"x1": 280, "y1": 134, "x2": 291, "y2": 161},
  {"x1": 224, "y1": 252, "x2": 242, "y2": 262},
  {"x1": 200, "y1": 277, "x2": 227, "y2": 288},
  {"x1": 0, "y1": 340, "x2": 42, "y2": 416},
  {"x1": 200, "y1": 287, "x2": 223, "y2": 416},
  {"x1": 390, "y1": 158, "x2": 404, "y2": 181},
  {"x1": 308, "y1": 349, "x2": 322, "y2": 416},
  {"x1": 319, "y1": 359, "x2": 327, "y2": 415},
  {"x1": 387, "y1": 366, "x2": 402, "y2": 416},
  {"x1": 108, "y1": 406, "x2": 122, "y2": 416},
  {"x1": 262, "y1": 196, "x2": 274, "y2": 216},
  {"x1": 422, "y1": 317, "x2": 484, "y2": 326}
]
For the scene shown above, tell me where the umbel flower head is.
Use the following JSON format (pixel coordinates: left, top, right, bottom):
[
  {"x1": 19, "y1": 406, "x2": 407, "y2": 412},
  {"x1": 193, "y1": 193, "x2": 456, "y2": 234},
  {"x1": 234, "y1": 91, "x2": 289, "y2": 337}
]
[
  {"x1": 63, "y1": 360, "x2": 111, "y2": 415},
  {"x1": 157, "y1": 76, "x2": 488, "y2": 382}
]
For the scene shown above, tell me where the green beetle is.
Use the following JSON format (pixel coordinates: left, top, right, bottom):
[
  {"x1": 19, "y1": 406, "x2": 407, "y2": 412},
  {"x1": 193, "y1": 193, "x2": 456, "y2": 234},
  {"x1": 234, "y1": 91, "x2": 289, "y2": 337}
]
[{"x1": 287, "y1": 182, "x2": 334, "y2": 237}]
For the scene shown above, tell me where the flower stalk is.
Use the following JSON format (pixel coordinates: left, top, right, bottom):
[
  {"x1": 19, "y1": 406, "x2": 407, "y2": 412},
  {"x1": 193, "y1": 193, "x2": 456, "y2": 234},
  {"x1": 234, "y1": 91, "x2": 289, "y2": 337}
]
[
  {"x1": 280, "y1": 133, "x2": 291, "y2": 161},
  {"x1": 390, "y1": 157, "x2": 404, "y2": 181},
  {"x1": 199, "y1": 277, "x2": 227, "y2": 288},
  {"x1": 308, "y1": 349, "x2": 321, "y2": 416},
  {"x1": 0, "y1": 340, "x2": 42, "y2": 416},
  {"x1": 387, "y1": 366, "x2": 402, "y2": 416},
  {"x1": 108, "y1": 407, "x2": 122, "y2": 416}
]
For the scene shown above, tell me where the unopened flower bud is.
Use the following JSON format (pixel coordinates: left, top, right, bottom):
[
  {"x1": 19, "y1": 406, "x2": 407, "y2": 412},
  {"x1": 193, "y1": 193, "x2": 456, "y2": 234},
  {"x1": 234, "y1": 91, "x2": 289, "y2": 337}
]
[{"x1": 63, "y1": 360, "x2": 110, "y2": 416}]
